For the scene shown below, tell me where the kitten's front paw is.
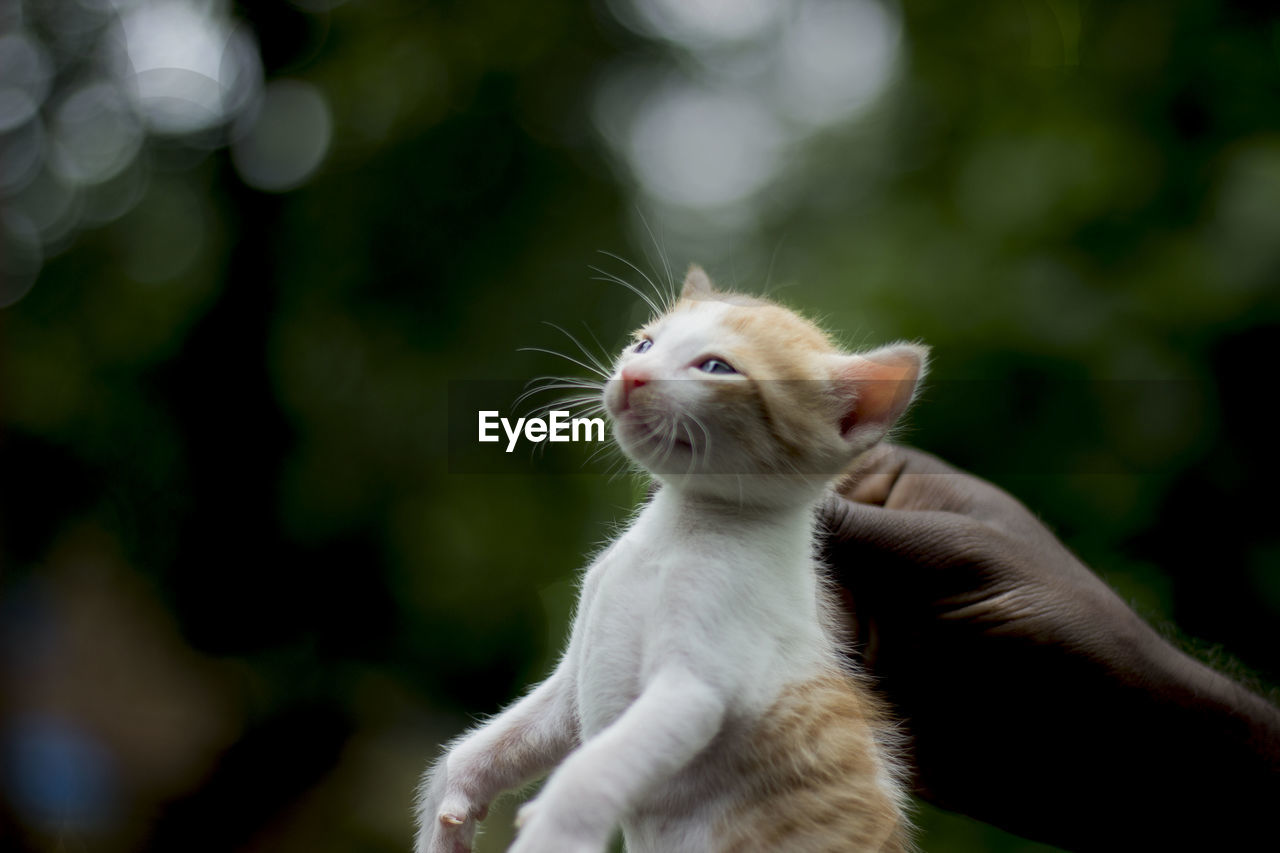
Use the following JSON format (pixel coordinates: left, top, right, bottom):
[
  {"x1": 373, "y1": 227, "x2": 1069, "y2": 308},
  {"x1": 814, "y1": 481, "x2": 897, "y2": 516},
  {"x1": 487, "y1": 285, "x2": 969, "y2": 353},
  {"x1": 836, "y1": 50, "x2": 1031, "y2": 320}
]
[
  {"x1": 507, "y1": 799, "x2": 607, "y2": 853},
  {"x1": 415, "y1": 792, "x2": 488, "y2": 853},
  {"x1": 415, "y1": 808, "x2": 482, "y2": 853}
]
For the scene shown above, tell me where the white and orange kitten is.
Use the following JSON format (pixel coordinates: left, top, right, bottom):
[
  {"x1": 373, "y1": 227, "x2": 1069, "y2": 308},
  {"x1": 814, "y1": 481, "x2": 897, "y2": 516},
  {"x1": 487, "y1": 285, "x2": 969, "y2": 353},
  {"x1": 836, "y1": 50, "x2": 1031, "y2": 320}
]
[{"x1": 417, "y1": 266, "x2": 926, "y2": 852}]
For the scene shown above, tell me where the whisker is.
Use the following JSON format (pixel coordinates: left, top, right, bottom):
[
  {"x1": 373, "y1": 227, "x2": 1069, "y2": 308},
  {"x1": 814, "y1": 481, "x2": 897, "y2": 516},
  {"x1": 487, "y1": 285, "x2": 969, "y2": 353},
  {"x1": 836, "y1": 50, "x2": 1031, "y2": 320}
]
[
  {"x1": 525, "y1": 396, "x2": 605, "y2": 421},
  {"x1": 598, "y1": 249, "x2": 670, "y2": 315},
  {"x1": 514, "y1": 383, "x2": 604, "y2": 411},
  {"x1": 604, "y1": 451, "x2": 635, "y2": 483},
  {"x1": 635, "y1": 208, "x2": 676, "y2": 305},
  {"x1": 585, "y1": 438, "x2": 621, "y2": 469},
  {"x1": 518, "y1": 375, "x2": 605, "y2": 395},
  {"x1": 761, "y1": 234, "x2": 788, "y2": 299},
  {"x1": 542, "y1": 320, "x2": 614, "y2": 379},
  {"x1": 655, "y1": 413, "x2": 680, "y2": 471},
  {"x1": 543, "y1": 404, "x2": 608, "y2": 426},
  {"x1": 686, "y1": 411, "x2": 712, "y2": 464},
  {"x1": 515, "y1": 382, "x2": 603, "y2": 408},
  {"x1": 521, "y1": 373, "x2": 605, "y2": 390},
  {"x1": 589, "y1": 266, "x2": 663, "y2": 319},
  {"x1": 582, "y1": 323, "x2": 618, "y2": 373},
  {"x1": 518, "y1": 346, "x2": 611, "y2": 380},
  {"x1": 681, "y1": 421, "x2": 697, "y2": 475}
]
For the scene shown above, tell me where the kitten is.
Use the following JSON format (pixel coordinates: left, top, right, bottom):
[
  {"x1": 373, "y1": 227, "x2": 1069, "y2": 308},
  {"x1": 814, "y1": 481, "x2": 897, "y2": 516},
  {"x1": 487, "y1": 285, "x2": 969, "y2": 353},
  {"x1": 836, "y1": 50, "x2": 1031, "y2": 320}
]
[{"x1": 417, "y1": 265, "x2": 926, "y2": 853}]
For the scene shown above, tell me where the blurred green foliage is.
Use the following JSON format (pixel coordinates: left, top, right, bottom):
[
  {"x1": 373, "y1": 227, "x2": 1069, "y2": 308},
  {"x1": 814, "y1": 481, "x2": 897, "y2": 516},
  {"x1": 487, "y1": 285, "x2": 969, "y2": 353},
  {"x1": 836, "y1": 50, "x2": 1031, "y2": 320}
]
[{"x1": 2, "y1": 1, "x2": 1278, "y2": 851}]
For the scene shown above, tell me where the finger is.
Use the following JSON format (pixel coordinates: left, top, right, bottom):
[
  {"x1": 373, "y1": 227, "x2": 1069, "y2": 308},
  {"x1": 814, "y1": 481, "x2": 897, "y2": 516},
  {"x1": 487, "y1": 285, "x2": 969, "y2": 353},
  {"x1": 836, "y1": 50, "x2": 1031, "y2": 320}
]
[
  {"x1": 820, "y1": 495, "x2": 981, "y2": 570},
  {"x1": 838, "y1": 443, "x2": 909, "y2": 505},
  {"x1": 839, "y1": 444, "x2": 976, "y2": 507},
  {"x1": 841, "y1": 446, "x2": 1043, "y2": 535}
]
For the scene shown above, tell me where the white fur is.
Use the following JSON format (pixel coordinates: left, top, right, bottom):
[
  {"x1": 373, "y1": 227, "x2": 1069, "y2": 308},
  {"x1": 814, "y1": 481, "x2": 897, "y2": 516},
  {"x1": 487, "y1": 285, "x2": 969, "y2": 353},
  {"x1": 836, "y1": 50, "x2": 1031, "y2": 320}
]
[
  {"x1": 416, "y1": 292, "x2": 920, "y2": 852},
  {"x1": 417, "y1": 488, "x2": 844, "y2": 853}
]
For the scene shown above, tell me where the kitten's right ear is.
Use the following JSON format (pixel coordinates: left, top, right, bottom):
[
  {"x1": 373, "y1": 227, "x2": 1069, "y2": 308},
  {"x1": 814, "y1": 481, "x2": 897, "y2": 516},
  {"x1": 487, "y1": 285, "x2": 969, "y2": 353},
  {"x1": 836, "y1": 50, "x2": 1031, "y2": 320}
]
[{"x1": 681, "y1": 265, "x2": 714, "y2": 300}]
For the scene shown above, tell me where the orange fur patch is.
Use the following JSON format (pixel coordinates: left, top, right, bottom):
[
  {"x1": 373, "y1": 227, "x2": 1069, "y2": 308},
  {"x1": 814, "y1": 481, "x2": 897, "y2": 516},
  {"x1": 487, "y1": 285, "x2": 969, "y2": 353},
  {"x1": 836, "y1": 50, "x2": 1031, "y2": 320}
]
[
  {"x1": 693, "y1": 299, "x2": 846, "y2": 468},
  {"x1": 713, "y1": 674, "x2": 911, "y2": 853}
]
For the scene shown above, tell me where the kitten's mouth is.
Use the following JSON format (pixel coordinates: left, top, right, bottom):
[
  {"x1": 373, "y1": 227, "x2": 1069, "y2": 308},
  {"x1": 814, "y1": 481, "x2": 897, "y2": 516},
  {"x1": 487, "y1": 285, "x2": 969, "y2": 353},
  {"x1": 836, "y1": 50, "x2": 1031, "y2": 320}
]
[{"x1": 616, "y1": 411, "x2": 693, "y2": 453}]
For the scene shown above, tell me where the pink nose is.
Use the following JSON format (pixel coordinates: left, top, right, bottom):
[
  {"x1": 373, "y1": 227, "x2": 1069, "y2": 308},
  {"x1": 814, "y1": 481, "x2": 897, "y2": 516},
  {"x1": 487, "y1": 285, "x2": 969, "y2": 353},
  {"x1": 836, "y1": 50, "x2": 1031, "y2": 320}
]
[{"x1": 621, "y1": 368, "x2": 649, "y2": 407}]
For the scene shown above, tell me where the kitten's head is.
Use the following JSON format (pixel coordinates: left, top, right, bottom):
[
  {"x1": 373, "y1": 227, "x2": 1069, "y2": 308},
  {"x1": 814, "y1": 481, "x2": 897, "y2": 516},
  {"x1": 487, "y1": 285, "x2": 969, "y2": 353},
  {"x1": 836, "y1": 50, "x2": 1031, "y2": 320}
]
[{"x1": 604, "y1": 265, "x2": 927, "y2": 505}]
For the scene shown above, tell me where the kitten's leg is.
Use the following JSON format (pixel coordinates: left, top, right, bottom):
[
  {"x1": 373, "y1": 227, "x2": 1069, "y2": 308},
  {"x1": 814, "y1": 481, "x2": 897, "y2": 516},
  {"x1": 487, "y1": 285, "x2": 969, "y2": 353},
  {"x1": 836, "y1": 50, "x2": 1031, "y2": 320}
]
[
  {"x1": 510, "y1": 666, "x2": 725, "y2": 853},
  {"x1": 416, "y1": 669, "x2": 578, "y2": 853}
]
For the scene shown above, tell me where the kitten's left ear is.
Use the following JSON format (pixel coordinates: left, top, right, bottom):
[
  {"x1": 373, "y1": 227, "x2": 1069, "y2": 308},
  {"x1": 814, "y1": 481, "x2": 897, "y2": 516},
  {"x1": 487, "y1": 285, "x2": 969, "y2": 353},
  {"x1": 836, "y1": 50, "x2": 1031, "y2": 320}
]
[
  {"x1": 827, "y1": 343, "x2": 929, "y2": 446},
  {"x1": 681, "y1": 264, "x2": 715, "y2": 300}
]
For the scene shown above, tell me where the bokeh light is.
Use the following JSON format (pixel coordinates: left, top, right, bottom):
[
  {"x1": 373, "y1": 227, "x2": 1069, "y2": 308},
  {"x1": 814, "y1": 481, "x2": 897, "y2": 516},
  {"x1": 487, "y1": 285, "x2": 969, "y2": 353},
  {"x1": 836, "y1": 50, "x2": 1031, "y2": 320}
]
[
  {"x1": 0, "y1": 31, "x2": 52, "y2": 134},
  {"x1": 625, "y1": 83, "x2": 780, "y2": 209},
  {"x1": 611, "y1": 0, "x2": 787, "y2": 47},
  {"x1": 11, "y1": 168, "x2": 79, "y2": 249},
  {"x1": 113, "y1": 0, "x2": 262, "y2": 136},
  {"x1": 1, "y1": 713, "x2": 118, "y2": 833},
  {"x1": 48, "y1": 82, "x2": 143, "y2": 187},
  {"x1": 231, "y1": 79, "x2": 332, "y2": 193},
  {"x1": 775, "y1": 0, "x2": 900, "y2": 127},
  {"x1": 593, "y1": 0, "x2": 903, "y2": 257},
  {"x1": 0, "y1": 117, "x2": 44, "y2": 196},
  {"x1": 0, "y1": 0, "x2": 319, "y2": 307}
]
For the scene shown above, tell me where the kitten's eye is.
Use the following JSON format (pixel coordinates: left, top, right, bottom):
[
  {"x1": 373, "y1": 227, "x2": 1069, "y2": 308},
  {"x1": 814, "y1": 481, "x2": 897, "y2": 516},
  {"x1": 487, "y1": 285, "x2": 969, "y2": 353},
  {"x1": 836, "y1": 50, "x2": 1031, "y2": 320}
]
[
  {"x1": 698, "y1": 358, "x2": 737, "y2": 375},
  {"x1": 634, "y1": 338, "x2": 653, "y2": 354}
]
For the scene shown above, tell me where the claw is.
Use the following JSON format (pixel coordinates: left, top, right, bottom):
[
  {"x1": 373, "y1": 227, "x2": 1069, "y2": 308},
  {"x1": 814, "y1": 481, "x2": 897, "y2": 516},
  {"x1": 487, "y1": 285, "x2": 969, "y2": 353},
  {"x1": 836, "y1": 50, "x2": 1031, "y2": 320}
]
[{"x1": 439, "y1": 812, "x2": 466, "y2": 826}]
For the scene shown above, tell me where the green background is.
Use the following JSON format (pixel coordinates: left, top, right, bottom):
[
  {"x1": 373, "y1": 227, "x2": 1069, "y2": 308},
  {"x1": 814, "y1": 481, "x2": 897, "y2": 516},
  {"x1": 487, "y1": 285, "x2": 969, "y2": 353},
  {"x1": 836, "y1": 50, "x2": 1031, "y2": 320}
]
[{"x1": 2, "y1": 1, "x2": 1278, "y2": 851}]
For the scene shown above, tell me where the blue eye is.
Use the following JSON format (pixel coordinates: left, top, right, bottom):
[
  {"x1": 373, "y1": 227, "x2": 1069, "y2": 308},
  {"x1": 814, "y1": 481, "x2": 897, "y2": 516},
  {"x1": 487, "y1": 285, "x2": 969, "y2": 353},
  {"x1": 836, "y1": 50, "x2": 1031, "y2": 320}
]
[
  {"x1": 698, "y1": 358, "x2": 736, "y2": 375},
  {"x1": 634, "y1": 338, "x2": 653, "y2": 353}
]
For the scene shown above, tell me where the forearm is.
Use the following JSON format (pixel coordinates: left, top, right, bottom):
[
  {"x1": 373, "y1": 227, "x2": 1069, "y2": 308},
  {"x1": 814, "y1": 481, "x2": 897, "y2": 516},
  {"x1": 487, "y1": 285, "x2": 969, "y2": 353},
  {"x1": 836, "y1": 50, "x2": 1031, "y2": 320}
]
[
  {"x1": 513, "y1": 667, "x2": 725, "y2": 850},
  {"x1": 893, "y1": 615, "x2": 1280, "y2": 851},
  {"x1": 992, "y1": 628, "x2": 1279, "y2": 850},
  {"x1": 416, "y1": 671, "x2": 578, "y2": 853},
  {"x1": 1140, "y1": 640, "x2": 1280, "y2": 797},
  {"x1": 447, "y1": 673, "x2": 579, "y2": 800}
]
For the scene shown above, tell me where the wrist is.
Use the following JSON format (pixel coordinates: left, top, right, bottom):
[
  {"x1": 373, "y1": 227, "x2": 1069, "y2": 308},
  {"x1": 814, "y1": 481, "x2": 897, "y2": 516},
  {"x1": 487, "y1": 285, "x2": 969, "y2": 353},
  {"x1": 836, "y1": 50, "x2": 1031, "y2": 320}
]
[{"x1": 1148, "y1": 636, "x2": 1280, "y2": 742}]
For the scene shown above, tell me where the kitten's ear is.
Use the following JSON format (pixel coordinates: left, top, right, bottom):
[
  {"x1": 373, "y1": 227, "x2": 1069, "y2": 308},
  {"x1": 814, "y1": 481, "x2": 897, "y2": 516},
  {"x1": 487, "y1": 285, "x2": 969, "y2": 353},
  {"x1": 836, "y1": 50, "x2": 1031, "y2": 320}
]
[
  {"x1": 827, "y1": 343, "x2": 929, "y2": 446},
  {"x1": 681, "y1": 264, "x2": 714, "y2": 300}
]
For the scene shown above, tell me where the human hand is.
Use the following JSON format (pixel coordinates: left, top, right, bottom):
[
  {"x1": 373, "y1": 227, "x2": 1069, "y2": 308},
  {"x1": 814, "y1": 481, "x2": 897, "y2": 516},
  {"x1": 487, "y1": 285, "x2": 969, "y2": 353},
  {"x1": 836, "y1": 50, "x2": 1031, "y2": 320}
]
[{"x1": 822, "y1": 444, "x2": 1280, "y2": 849}]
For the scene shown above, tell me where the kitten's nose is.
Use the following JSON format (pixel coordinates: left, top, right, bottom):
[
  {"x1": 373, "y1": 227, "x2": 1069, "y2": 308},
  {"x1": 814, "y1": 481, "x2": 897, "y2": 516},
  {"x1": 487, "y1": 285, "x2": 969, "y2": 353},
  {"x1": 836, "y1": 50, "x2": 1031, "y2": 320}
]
[{"x1": 621, "y1": 368, "x2": 649, "y2": 407}]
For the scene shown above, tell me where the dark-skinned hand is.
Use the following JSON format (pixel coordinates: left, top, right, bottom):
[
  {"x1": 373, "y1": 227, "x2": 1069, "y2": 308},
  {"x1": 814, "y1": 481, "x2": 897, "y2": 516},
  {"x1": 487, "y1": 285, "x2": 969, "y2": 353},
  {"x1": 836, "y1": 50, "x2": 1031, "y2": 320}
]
[{"x1": 822, "y1": 444, "x2": 1280, "y2": 851}]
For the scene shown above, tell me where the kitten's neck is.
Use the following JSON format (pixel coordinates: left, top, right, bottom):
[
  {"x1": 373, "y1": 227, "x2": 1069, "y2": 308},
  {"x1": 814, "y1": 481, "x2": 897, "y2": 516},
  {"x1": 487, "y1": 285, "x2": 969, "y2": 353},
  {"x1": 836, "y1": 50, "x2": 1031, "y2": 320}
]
[{"x1": 647, "y1": 482, "x2": 820, "y2": 540}]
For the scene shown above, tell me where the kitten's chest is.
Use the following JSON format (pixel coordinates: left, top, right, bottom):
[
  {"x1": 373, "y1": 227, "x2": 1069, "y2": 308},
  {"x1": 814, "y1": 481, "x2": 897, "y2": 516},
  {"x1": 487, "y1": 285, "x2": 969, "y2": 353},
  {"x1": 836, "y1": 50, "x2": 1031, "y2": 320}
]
[{"x1": 572, "y1": 520, "x2": 827, "y2": 737}]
